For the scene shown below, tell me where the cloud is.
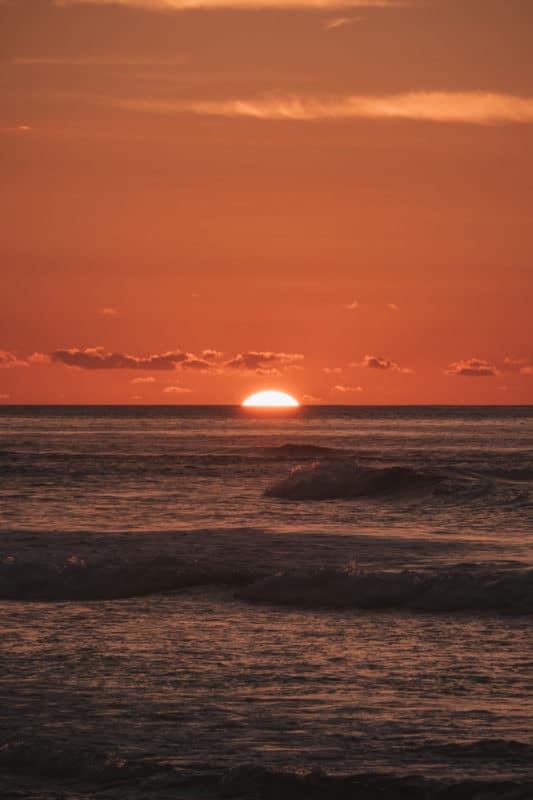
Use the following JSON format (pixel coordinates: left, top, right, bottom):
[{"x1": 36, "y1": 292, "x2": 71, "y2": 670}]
[
  {"x1": 0, "y1": 351, "x2": 27, "y2": 369},
  {"x1": 347, "y1": 300, "x2": 359, "y2": 311},
  {"x1": 100, "y1": 307, "x2": 118, "y2": 316},
  {"x1": 55, "y1": 0, "x2": 406, "y2": 10},
  {"x1": 0, "y1": 394, "x2": 10, "y2": 400},
  {"x1": 446, "y1": 358, "x2": 499, "y2": 377},
  {"x1": 503, "y1": 356, "x2": 528, "y2": 368},
  {"x1": 130, "y1": 376, "x2": 156, "y2": 384},
  {"x1": 520, "y1": 366, "x2": 533, "y2": 376},
  {"x1": 201, "y1": 349, "x2": 224, "y2": 361},
  {"x1": 353, "y1": 354, "x2": 413, "y2": 373},
  {"x1": 50, "y1": 347, "x2": 214, "y2": 371},
  {"x1": 0, "y1": 125, "x2": 31, "y2": 135},
  {"x1": 27, "y1": 352, "x2": 51, "y2": 364},
  {"x1": 360, "y1": 354, "x2": 398, "y2": 370},
  {"x1": 332, "y1": 384, "x2": 363, "y2": 393},
  {"x1": 324, "y1": 15, "x2": 363, "y2": 28},
  {"x1": 388, "y1": 303, "x2": 399, "y2": 311},
  {"x1": 13, "y1": 56, "x2": 186, "y2": 67},
  {"x1": 302, "y1": 394, "x2": 322, "y2": 402},
  {"x1": 163, "y1": 385, "x2": 192, "y2": 393},
  {"x1": 120, "y1": 92, "x2": 533, "y2": 125},
  {"x1": 225, "y1": 351, "x2": 304, "y2": 374}
]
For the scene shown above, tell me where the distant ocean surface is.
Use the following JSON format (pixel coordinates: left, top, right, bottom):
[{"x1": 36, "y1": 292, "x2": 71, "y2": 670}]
[{"x1": 1, "y1": 406, "x2": 532, "y2": 799}]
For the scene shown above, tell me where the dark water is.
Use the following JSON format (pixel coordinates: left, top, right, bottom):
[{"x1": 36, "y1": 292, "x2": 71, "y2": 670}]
[{"x1": 1, "y1": 406, "x2": 532, "y2": 798}]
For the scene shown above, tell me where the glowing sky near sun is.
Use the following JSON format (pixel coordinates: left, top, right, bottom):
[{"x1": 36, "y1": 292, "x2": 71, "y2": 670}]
[{"x1": 0, "y1": 0, "x2": 532, "y2": 404}]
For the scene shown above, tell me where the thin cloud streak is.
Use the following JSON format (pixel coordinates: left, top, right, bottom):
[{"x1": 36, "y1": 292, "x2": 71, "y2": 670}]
[
  {"x1": 13, "y1": 56, "x2": 186, "y2": 67},
  {"x1": 323, "y1": 15, "x2": 363, "y2": 28},
  {"x1": 56, "y1": 0, "x2": 406, "y2": 9},
  {"x1": 120, "y1": 92, "x2": 533, "y2": 125}
]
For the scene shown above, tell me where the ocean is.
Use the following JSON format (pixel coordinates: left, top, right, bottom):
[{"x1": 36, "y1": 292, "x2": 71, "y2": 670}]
[{"x1": 0, "y1": 405, "x2": 532, "y2": 799}]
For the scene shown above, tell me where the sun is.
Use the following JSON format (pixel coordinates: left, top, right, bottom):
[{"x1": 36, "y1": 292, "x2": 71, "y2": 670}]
[{"x1": 242, "y1": 390, "x2": 299, "y2": 408}]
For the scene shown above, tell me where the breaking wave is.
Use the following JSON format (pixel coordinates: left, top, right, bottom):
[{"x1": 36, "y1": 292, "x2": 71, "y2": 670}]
[
  {"x1": 1, "y1": 553, "x2": 532, "y2": 613},
  {"x1": 0, "y1": 555, "x2": 253, "y2": 602},
  {"x1": 426, "y1": 739, "x2": 533, "y2": 764},
  {"x1": 0, "y1": 741, "x2": 156, "y2": 783},
  {"x1": 257, "y1": 443, "x2": 352, "y2": 460},
  {"x1": 236, "y1": 565, "x2": 533, "y2": 613},
  {"x1": 265, "y1": 462, "x2": 441, "y2": 500},
  {"x1": 1, "y1": 748, "x2": 532, "y2": 799},
  {"x1": 216, "y1": 764, "x2": 533, "y2": 799}
]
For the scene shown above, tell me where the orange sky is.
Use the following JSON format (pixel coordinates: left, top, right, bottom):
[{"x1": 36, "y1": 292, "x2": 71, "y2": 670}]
[{"x1": 1, "y1": 0, "x2": 532, "y2": 404}]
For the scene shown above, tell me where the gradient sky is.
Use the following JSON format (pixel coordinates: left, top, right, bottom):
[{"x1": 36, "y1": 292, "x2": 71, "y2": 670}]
[{"x1": 1, "y1": 0, "x2": 532, "y2": 404}]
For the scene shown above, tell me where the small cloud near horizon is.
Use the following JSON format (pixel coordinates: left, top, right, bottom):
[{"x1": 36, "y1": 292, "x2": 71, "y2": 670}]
[
  {"x1": 28, "y1": 352, "x2": 51, "y2": 364},
  {"x1": 332, "y1": 384, "x2": 363, "y2": 393},
  {"x1": 0, "y1": 351, "x2": 28, "y2": 369},
  {"x1": 225, "y1": 351, "x2": 304, "y2": 375},
  {"x1": 202, "y1": 349, "x2": 224, "y2": 361},
  {"x1": 163, "y1": 386, "x2": 193, "y2": 393},
  {"x1": 50, "y1": 347, "x2": 214, "y2": 371},
  {"x1": 100, "y1": 307, "x2": 118, "y2": 316},
  {"x1": 353, "y1": 354, "x2": 413, "y2": 373},
  {"x1": 446, "y1": 358, "x2": 499, "y2": 377},
  {"x1": 503, "y1": 356, "x2": 530, "y2": 370}
]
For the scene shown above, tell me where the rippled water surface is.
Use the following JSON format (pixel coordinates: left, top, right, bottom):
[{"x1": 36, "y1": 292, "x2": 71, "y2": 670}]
[{"x1": 0, "y1": 406, "x2": 532, "y2": 798}]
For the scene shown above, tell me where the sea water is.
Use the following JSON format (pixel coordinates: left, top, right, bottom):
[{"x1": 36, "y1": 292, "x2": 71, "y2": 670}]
[{"x1": 0, "y1": 406, "x2": 532, "y2": 798}]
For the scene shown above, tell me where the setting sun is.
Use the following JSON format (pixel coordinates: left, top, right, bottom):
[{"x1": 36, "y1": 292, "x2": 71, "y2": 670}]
[{"x1": 242, "y1": 390, "x2": 299, "y2": 408}]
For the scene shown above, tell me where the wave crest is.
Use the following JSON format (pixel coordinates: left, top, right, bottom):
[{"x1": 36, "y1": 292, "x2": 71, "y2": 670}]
[
  {"x1": 2, "y1": 552, "x2": 531, "y2": 613},
  {"x1": 265, "y1": 462, "x2": 437, "y2": 500},
  {"x1": 237, "y1": 566, "x2": 533, "y2": 614},
  {"x1": 0, "y1": 741, "x2": 155, "y2": 782}
]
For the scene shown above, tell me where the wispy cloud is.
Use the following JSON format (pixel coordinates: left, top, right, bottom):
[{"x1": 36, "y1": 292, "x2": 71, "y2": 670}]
[
  {"x1": 99, "y1": 307, "x2": 118, "y2": 316},
  {"x1": 55, "y1": 0, "x2": 406, "y2": 10},
  {"x1": 323, "y1": 15, "x2": 363, "y2": 29},
  {"x1": 130, "y1": 376, "x2": 156, "y2": 384},
  {"x1": 163, "y1": 385, "x2": 192, "y2": 393},
  {"x1": 0, "y1": 125, "x2": 32, "y2": 135},
  {"x1": 347, "y1": 300, "x2": 359, "y2": 311},
  {"x1": 119, "y1": 92, "x2": 533, "y2": 125},
  {"x1": 12, "y1": 56, "x2": 185, "y2": 67},
  {"x1": 50, "y1": 347, "x2": 215, "y2": 371}
]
